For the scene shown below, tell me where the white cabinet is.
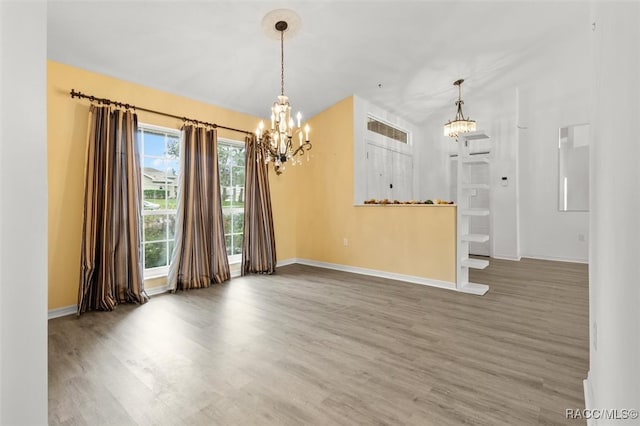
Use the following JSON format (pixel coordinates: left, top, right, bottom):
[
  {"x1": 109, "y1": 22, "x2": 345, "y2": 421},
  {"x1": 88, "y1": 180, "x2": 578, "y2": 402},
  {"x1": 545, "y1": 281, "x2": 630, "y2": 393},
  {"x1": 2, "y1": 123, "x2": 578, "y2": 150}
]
[{"x1": 456, "y1": 131, "x2": 491, "y2": 295}]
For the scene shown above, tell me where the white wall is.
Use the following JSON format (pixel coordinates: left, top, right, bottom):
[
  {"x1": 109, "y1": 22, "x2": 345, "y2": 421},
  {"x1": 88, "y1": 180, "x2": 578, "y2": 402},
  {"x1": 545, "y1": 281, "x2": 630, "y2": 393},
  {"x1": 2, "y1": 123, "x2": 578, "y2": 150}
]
[
  {"x1": 476, "y1": 90, "x2": 520, "y2": 260},
  {"x1": 588, "y1": 1, "x2": 640, "y2": 419},
  {"x1": 414, "y1": 120, "x2": 450, "y2": 202},
  {"x1": 0, "y1": 2, "x2": 48, "y2": 425},
  {"x1": 415, "y1": 116, "x2": 458, "y2": 201},
  {"x1": 353, "y1": 95, "x2": 448, "y2": 204},
  {"x1": 517, "y1": 13, "x2": 591, "y2": 263}
]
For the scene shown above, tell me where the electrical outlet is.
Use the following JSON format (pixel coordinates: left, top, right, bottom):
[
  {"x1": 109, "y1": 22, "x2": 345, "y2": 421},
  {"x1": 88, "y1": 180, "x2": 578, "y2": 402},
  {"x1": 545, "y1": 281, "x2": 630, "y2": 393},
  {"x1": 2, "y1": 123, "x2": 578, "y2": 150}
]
[{"x1": 343, "y1": 238, "x2": 348, "y2": 247}]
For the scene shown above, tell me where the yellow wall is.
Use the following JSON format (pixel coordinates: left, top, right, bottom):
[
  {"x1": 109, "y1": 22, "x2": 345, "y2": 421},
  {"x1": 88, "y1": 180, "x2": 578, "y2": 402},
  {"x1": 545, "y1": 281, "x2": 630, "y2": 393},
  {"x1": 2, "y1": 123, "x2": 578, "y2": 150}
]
[
  {"x1": 48, "y1": 62, "x2": 454, "y2": 311},
  {"x1": 47, "y1": 61, "x2": 298, "y2": 309},
  {"x1": 297, "y1": 97, "x2": 456, "y2": 282}
]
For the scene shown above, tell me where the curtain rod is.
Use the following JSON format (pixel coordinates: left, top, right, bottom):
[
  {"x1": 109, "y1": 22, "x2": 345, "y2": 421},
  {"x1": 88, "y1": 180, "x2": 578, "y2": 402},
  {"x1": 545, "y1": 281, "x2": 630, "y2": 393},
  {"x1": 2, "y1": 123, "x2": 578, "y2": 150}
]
[{"x1": 69, "y1": 89, "x2": 253, "y2": 136}]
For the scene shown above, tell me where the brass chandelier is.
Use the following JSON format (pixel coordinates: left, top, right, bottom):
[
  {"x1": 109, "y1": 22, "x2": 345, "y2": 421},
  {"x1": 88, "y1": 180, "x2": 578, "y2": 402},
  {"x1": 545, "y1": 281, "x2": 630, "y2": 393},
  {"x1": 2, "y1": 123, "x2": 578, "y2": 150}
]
[
  {"x1": 256, "y1": 19, "x2": 311, "y2": 175},
  {"x1": 443, "y1": 78, "x2": 476, "y2": 140}
]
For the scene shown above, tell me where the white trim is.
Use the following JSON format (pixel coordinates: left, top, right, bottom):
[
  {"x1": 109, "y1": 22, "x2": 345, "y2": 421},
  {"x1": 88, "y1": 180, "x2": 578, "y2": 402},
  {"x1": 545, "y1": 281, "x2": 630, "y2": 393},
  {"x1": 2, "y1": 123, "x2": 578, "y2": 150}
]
[
  {"x1": 492, "y1": 255, "x2": 522, "y2": 261},
  {"x1": 146, "y1": 285, "x2": 170, "y2": 297},
  {"x1": 290, "y1": 258, "x2": 456, "y2": 291},
  {"x1": 48, "y1": 305, "x2": 76, "y2": 320},
  {"x1": 144, "y1": 266, "x2": 170, "y2": 280},
  {"x1": 583, "y1": 372, "x2": 597, "y2": 426},
  {"x1": 276, "y1": 258, "x2": 298, "y2": 267},
  {"x1": 522, "y1": 254, "x2": 588, "y2": 264},
  {"x1": 49, "y1": 266, "x2": 242, "y2": 319},
  {"x1": 137, "y1": 122, "x2": 181, "y2": 135}
]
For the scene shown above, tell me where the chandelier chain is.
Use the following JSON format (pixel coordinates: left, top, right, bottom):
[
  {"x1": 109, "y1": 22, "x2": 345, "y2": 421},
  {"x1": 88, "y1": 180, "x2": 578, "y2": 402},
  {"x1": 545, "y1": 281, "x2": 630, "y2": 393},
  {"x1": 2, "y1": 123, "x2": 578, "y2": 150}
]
[{"x1": 280, "y1": 29, "x2": 285, "y2": 96}]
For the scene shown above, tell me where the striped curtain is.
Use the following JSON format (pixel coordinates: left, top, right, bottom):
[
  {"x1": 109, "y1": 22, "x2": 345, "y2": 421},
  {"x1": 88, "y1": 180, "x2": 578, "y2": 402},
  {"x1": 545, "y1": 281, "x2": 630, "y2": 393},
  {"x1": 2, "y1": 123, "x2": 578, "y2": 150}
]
[
  {"x1": 168, "y1": 125, "x2": 230, "y2": 290},
  {"x1": 242, "y1": 134, "x2": 277, "y2": 274},
  {"x1": 78, "y1": 105, "x2": 148, "y2": 314}
]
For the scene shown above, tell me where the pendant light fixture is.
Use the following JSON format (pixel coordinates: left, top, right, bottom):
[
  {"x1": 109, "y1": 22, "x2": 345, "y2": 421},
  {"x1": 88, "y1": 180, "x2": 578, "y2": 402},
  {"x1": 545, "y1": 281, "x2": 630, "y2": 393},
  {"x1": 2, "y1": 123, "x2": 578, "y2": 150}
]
[
  {"x1": 443, "y1": 79, "x2": 476, "y2": 140},
  {"x1": 256, "y1": 12, "x2": 311, "y2": 175}
]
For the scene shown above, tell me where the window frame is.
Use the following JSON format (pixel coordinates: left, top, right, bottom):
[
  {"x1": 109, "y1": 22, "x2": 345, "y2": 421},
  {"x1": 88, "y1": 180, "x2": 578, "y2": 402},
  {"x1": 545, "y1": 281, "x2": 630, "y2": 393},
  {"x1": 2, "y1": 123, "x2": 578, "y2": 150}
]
[
  {"x1": 217, "y1": 137, "x2": 246, "y2": 265},
  {"x1": 137, "y1": 126, "x2": 247, "y2": 278},
  {"x1": 138, "y1": 123, "x2": 182, "y2": 279}
]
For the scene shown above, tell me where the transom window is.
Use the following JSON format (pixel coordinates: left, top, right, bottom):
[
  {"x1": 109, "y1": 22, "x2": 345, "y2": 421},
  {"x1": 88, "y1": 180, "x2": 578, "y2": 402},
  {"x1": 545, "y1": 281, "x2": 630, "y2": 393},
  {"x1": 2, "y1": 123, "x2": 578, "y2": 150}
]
[{"x1": 367, "y1": 116, "x2": 409, "y2": 144}]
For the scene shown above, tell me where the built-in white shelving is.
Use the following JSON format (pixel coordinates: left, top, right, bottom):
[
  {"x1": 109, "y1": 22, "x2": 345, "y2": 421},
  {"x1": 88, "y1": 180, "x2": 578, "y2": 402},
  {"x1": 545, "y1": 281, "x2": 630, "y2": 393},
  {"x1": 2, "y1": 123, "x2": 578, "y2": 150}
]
[
  {"x1": 461, "y1": 258, "x2": 490, "y2": 269},
  {"x1": 456, "y1": 131, "x2": 491, "y2": 295},
  {"x1": 461, "y1": 234, "x2": 490, "y2": 243}
]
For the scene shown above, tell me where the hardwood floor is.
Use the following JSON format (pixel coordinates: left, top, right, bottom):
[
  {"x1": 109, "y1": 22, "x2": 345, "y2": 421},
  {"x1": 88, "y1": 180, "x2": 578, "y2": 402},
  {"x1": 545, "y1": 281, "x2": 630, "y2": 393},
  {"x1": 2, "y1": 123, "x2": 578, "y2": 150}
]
[{"x1": 49, "y1": 258, "x2": 589, "y2": 425}]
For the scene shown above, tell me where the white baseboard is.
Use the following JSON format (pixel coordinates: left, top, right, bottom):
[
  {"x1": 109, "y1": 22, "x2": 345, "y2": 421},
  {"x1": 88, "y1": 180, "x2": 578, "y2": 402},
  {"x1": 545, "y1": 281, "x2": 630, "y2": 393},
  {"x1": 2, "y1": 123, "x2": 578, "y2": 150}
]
[
  {"x1": 48, "y1": 305, "x2": 76, "y2": 320},
  {"x1": 522, "y1": 254, "x2": 588, "y2": 264},
  {"x1": 146, "y1": 285, "x2": 169, "y2": 297},
  {"x1": 49, "y1": 258, "x2": 470, "y2": 319},
  {"x1": 276, "y1": 258, "x2": 298, "y2": 267},
  {"x1": 291, "y1": 258, "x2": 456, "y2": 291},
  {"x1": 583, "y1": 372, "x2": 597, "y2": 426},
  {"x1": 492, "y1": 255, "x2": 522, "y2": 261}
]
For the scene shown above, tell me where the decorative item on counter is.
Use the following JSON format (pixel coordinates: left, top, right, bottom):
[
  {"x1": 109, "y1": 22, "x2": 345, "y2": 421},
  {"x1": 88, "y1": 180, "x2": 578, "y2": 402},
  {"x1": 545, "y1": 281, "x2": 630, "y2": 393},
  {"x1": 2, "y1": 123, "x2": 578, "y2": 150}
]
[{"x1": 363, "y1": 198, "x2": 454, "y2": 205}]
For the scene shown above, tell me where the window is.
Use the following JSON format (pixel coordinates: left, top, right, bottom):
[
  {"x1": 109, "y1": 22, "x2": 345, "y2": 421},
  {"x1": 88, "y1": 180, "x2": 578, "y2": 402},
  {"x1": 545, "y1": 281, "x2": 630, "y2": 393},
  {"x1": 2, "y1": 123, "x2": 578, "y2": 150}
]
[
  {"x1": 138, "y1": 124, "x2": 180, "y2": 276},
  {"x1": 138, "y1": 126, "x2": 246, "y2": 275},
  {"x1": 218, "y1": 139, "x2": 245, "y2": 264}
]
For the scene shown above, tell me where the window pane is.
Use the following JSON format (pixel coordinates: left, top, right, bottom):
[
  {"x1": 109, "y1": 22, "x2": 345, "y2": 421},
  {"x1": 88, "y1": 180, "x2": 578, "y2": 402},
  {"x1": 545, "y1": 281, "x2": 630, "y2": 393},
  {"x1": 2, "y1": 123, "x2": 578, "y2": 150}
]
[
  {"x1": 223, "y1": 213, "x2": 231, "y2": 233},
  {"x1": 145, "y1": 242, "x2": 167, "y2": 269},
  {"x1": 144, "y1": 215, "x2": 168, "y2": 242},
  {"x1": 167, "y1": 136, "x2": 180, "y2": 159},
  {"x1": 233, "y1": 212, "x2": 244, "y2": 233},
  {"x1": 232, "y1": 234, "x2": 243, "y2": 255},
  {"x1": 143, "y1": 131, "x2": 166, "y2": 157},
  {"x1": 165, "y1": 159, "x2": 179, "y2": 209},
  {"x1": 168, "y1": 215, "x2": 176, "y2": 239},
  {"x1": 224, "y1": 235, "x2": 232, "y2": 256},
  {"x1": 220, "y1": 167, "x2": 231, "y2": 190},
  {"x1": 232, "y1": 166, "x2": 245, "y2": 187},
  {"x1": 168, "y1": 240, "x2": 175, "y2": 261},
  {"x1": 143, "y1": 160, "x2": 168, "y2": 210}
]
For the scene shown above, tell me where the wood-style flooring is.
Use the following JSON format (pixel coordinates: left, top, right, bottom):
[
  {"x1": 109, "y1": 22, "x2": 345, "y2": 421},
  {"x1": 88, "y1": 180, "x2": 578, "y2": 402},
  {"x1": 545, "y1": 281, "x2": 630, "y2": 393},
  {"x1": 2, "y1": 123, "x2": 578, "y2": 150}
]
[{"x1": 49, "y1": 258, "x2": 589, "y2": 425}]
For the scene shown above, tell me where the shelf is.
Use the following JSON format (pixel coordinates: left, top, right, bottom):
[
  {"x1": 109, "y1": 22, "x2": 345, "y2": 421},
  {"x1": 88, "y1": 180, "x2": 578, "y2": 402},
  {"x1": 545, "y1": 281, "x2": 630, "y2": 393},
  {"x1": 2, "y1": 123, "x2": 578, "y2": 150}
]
[
  {"x1": 458, "y1": 282, "x2": 490, "y2": 295},
  {"x1": 460, "y1": 158, "x2": 490, "y2": 165},
  {"x1": 460, "y1": 131, "x2": 490, "y2": 141},
  {"x1": 462, "y1": 183, "x2": 490, "y2": 190},
  {"x1": 461, "y1": 258, "x2": 490, "y2": 269},
  {"x1": 456, "y1": 129, "x2": 490, "y2": 297},
  {"x1": 461, "y1": 209, "x2": 490, "y2": 216},
  {"x1": 461, "y1": 234, "x2": 490, "y2": 243}
]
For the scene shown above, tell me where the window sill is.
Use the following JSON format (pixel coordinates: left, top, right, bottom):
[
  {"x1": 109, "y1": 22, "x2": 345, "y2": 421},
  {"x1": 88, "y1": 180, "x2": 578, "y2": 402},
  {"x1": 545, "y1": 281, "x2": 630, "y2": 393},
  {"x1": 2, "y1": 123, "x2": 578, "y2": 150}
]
[{"x1": 144, "y1": 261, "x2": 242, "y2": 281}]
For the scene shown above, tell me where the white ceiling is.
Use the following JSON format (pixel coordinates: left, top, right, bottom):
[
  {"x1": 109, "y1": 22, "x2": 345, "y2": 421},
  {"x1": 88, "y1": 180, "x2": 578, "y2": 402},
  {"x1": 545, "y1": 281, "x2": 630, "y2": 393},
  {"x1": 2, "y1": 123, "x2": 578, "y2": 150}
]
[{"x1": 47, "y1": 1, "x2": 588, "y2": 126}]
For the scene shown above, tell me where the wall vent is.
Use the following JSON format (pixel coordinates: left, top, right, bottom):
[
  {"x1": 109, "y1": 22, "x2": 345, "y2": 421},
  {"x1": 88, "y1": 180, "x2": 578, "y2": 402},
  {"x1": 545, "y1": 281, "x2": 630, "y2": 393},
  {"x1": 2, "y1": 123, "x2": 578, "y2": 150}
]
[{"x1": 367, "y1": 117, "x2": 408, "y2": 143}]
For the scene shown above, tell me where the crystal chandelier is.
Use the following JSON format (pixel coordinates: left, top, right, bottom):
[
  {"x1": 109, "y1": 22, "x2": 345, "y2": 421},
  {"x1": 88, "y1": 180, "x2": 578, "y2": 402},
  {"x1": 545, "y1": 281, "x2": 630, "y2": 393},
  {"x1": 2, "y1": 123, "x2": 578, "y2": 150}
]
[
  {"x1": 443, "y1": 79, "x2": 476, "y2": 140},
  {"x1": 256, "y1": 19, "x2": 311, "y2": 175}
]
